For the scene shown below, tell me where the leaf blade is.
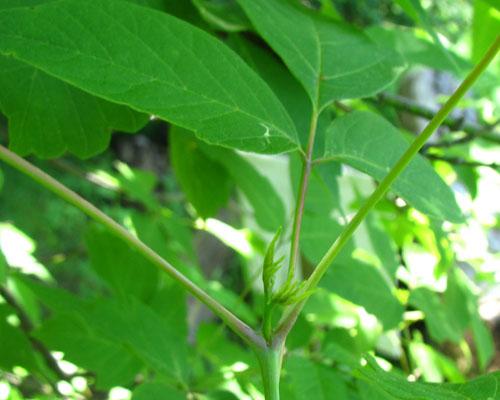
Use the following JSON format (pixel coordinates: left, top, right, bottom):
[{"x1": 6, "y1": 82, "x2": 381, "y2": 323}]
[
  {"x1": 323, "y1": 111, "x2": 463, "y2": 222},
  {"x1": 0, "y1": 0, "x2": 298, "y2": 154},
  {"x1": 238, "y1": 0, "x2": 404, "y2": 109}
]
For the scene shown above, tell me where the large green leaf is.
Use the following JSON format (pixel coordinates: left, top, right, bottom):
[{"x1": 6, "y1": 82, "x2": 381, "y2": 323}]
[
  {"x1": 237, "y1": 0, "x2": 404, "y2": 110},
  {"x1": 358, "y1": 356, "x2": 500, "y2": 400},
  {"x1": 323, "y1": 111, "x2": 463, "y2": 222},
  {"x1": 85, "y1": 224, "x2": 160, "y2": 302},
  {"x1": 21, "y1": 278, "x2": 189, "y2": 382},
  {"x1": 34, "y1": 313, "x2": 143, "y2": 389},
  {"x1": 170, "y1": 127, "x2": 230, "y2": 219},
  {"x1": 0, "y1": 55, "x2": 148, "y2": 158},
  {"x1": 0, "y1": 0, "x2": 298, "y2": 154},
  {"x1": 226, "y1": 35, "x2": 312, "y2": 143}
]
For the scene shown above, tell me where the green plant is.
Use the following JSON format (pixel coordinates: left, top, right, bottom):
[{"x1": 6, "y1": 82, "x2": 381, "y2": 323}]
[{"x1": 0, "y1": 1, "x2": 500, "y2": 399}]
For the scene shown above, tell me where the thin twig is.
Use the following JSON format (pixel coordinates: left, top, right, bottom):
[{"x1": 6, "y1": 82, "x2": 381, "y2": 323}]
[
  {"x1": 0, "y1": 145, "x2": 266, "y2": 351},
  {"x1": 370, "y1": 92, "x2": 500, "y2": 148},
  {"x1": 424, "y1": 154, "x2": 500, "y2": 169}
]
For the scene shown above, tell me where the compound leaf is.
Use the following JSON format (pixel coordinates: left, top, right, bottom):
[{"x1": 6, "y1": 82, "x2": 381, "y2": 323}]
[
  {"x1": 0, "y1": 0, "x2": 298, "y2": 154},
  {"x1": 238, "y1": 0, "x2": 404, "y2": 110}
]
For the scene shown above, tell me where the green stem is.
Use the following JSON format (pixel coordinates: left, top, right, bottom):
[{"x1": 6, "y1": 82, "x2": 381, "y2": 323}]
[
  {"x1": 0, "y1": 146, "x2": 266, "y2": 351},
  {"x1": 275, "y1": 33, "x2": 500, "y2": 344},
  {"x1": 263, "y1": 303, "x2": 275, "y2": 344},
  {"x1": 255, "y1": 346, "x2": 282, "y2": 400}
]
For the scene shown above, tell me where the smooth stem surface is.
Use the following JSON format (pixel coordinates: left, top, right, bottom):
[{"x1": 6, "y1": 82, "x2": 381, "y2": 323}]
[
  {"x1": 0, "y1": 146, "x2": 266, "y2": 351},
  {"x1": 255, "y1": 347, "x2": 282, "y2": 400},
  {"x1": 288, "y1": 109, "x2": 318, "y2": 278},
  {"x1": 275, "y1": 33, "x2": 500, "y2": 344}
]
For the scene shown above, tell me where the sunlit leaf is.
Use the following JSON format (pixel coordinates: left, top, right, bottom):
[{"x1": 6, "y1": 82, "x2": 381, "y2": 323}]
[
  {"x1": 322, "y1": 259, "x2": 403, "y2": 330},
  {"x1": 323, "y1": 111, "x2": 463, "y2": 222}
]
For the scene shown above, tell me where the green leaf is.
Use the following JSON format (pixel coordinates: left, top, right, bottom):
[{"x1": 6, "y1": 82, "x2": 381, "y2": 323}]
[
  {"x1": 322, "y1": 259, "x2": 403, "y2": 330},
  {"x1": 196, "y1": 322, "x2": 256, "y2": 368},
  {"x1": 0, "y1": 247, "x2": 7, "y2": 284},
  {"x1": 286, "y1": 355, "x2": 349, "y2": 400},
  {"x1": 0, "y1": 1, "x2": 54, "y2": 9},
  {"x1": 0, "y1": 304, "x2": 38, "y2": 372},
  {"x1": 300, "y1": 214, "x2": 353, "y2": 265},
  {"x1": 393, "y1": 0, "x2": 460, "y2": 73},
  {"x1": 472, "y1": 1, "x2": 500, "y2": 63},
  {"x1": 471, "y1": 312, "x2": 495, "y2": 371},
  {"x1": 34, "y1": 313, "x2": 143, "y2": 389},
  {"x1": 0, "y1": 55, "x2": 148, "y2": 158},
  {"x1": 408, "y1": 287, "x2": 461, "y2": 343},
  {"x1": 199, "y1": 143, "x2": 286, "y2": 232},
  {"x1": 191, "y1": 0, "x2": 251, "y2": 32},
  {"x1": 226, "y1": 34, "x2": 312, "y2": 143},
  {"x1": 443, "y1": 269, "x2": 474, "y2": 338},
  {"x1": 85, "y1": 224, "x2": 160, "y2": 302},
  {"x1": 366, "y1": 26, "x2": 469, "y2": 72},
  {"x1": 483, "y1": 0, "x2": 500, "y2": 11},
  {"x1": 170, "y1": 127, "x2": 230, "y2": 219},
  {"x1": 237, "y1": 0, "x2": 404, "y2": 110},
  {"x1": 364, "y1": 212, "x2": 399, "y2": 279},
  {"x1": 132, "y1": 382, "x2": 187, "y2": 400},
  {"x1": 88, "y1": 298, "x2": 189, "y2": 382},
  {"x1": 409, "y1": 339, "x2": 465, "y2": 383},
  {"x1": 323, "y1": 111, "x2": 463, "y2": 222},
  {"x1": 113, "y1": 162, "x2": 159, "y2": 210},
  {"x1": 21, "y1": 278, "x2": 189, "y2": 382},
  {"x1": 358, "y1": 356, "x2": 500, "y2": 400},
  {"x1": 0, "y1": 0, "x2": 298, "y2": 154}
]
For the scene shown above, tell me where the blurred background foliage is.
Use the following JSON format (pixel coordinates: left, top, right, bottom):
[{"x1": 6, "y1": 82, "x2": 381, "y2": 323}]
[{"x1": 0, "y1": 0, "x2": 500, "y2": 399}]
